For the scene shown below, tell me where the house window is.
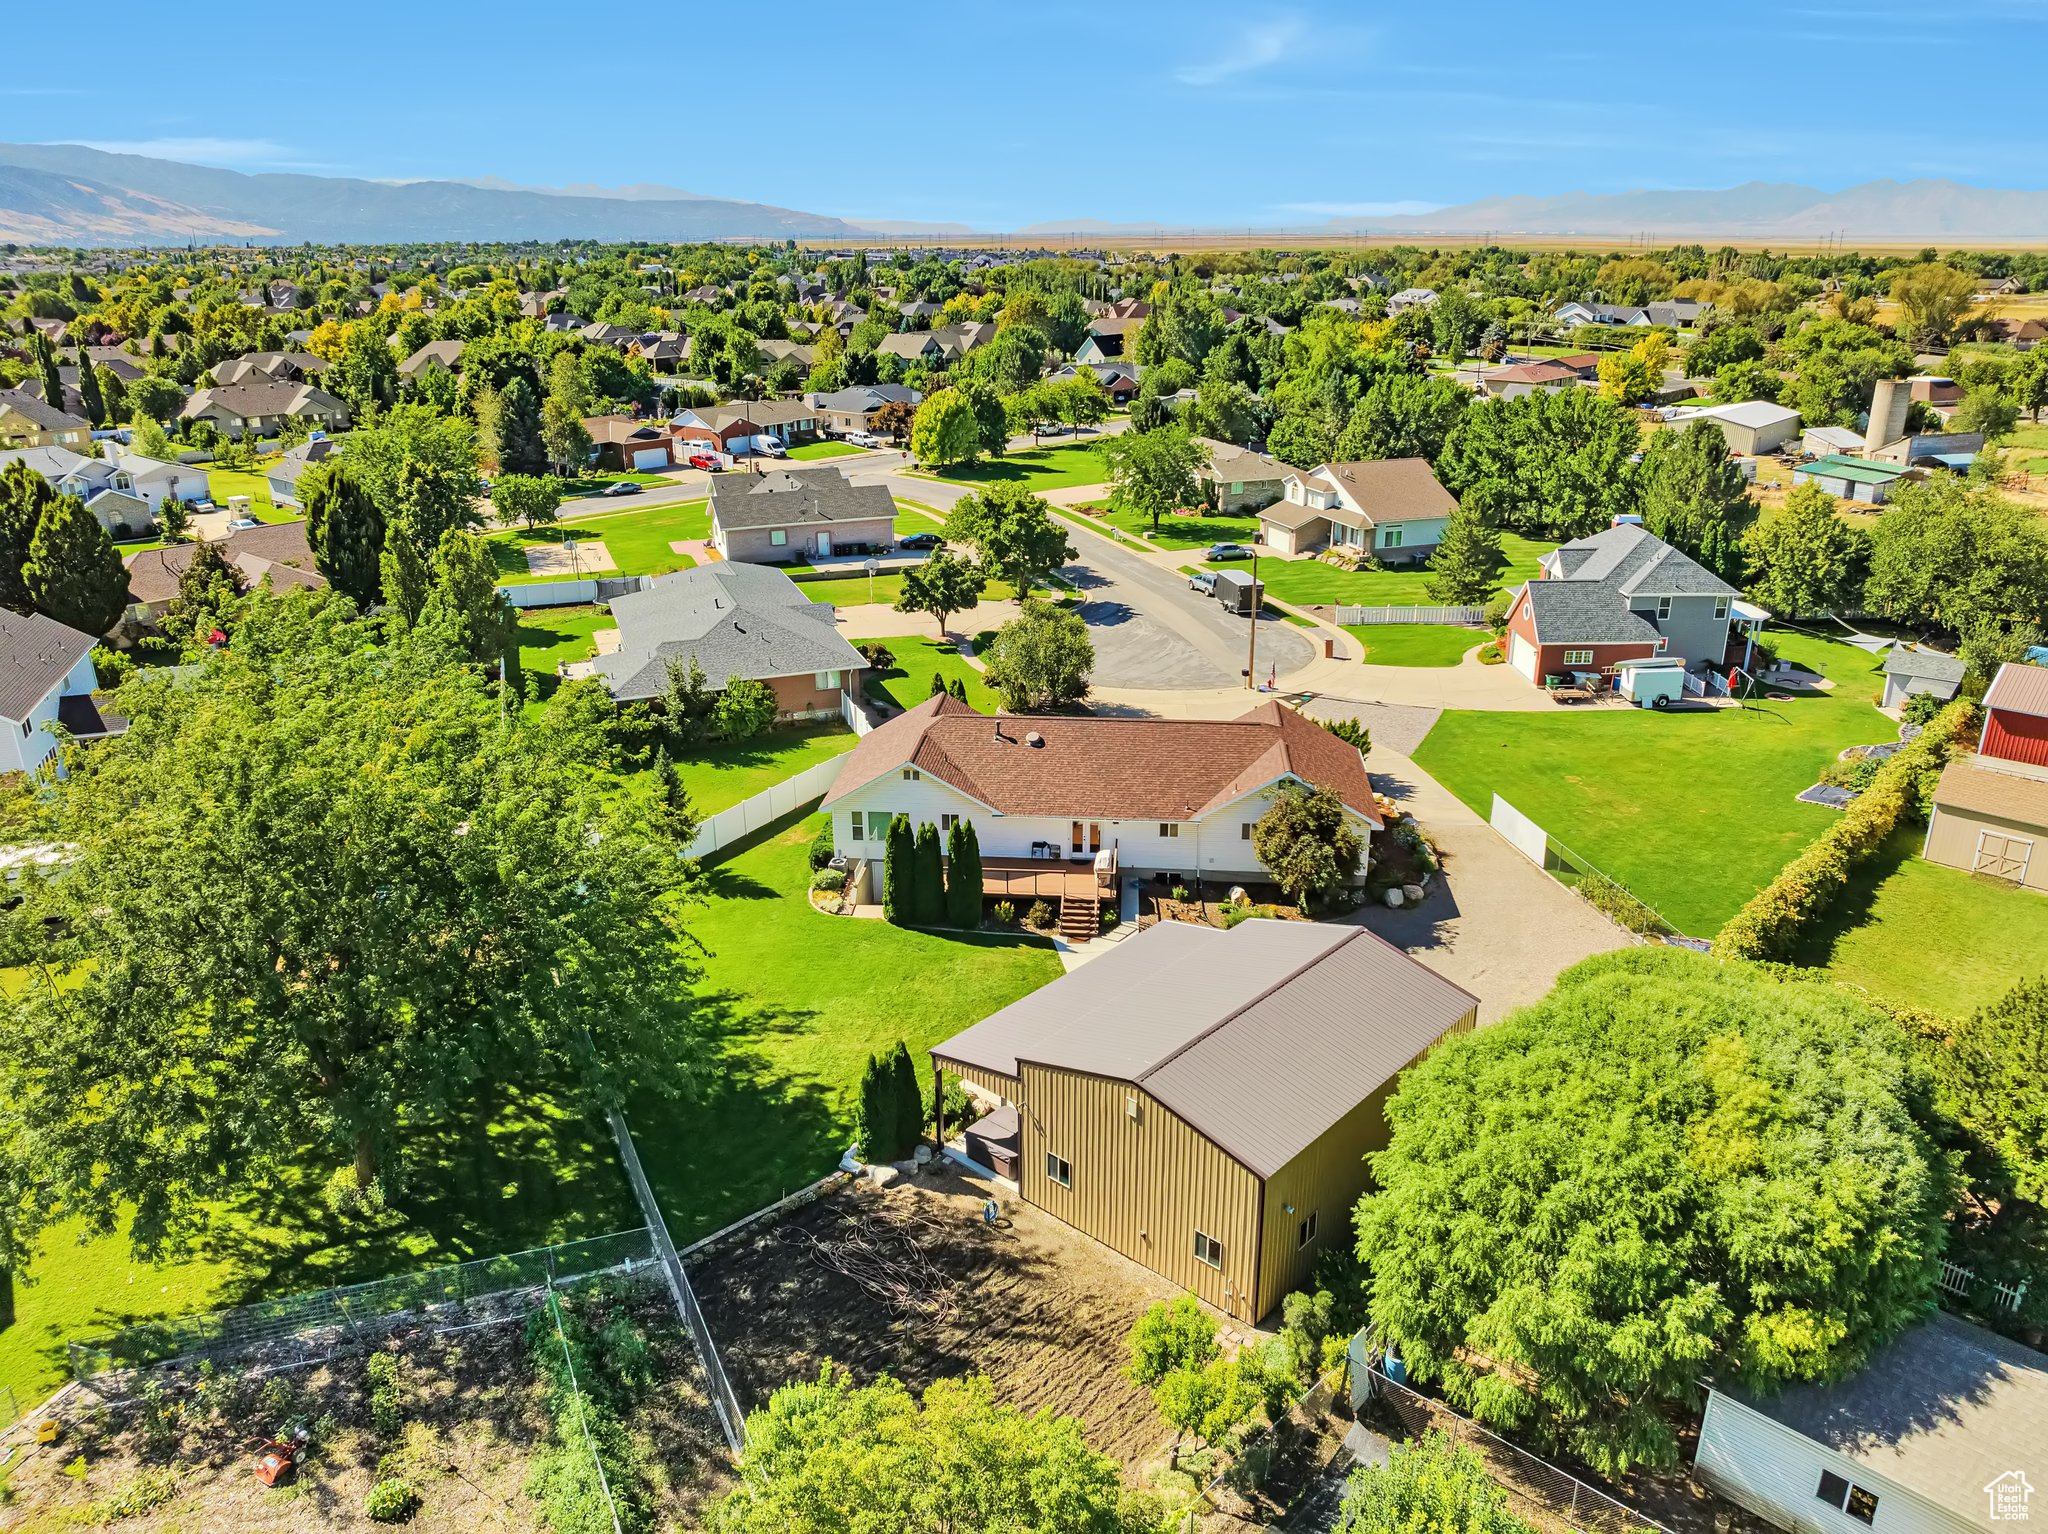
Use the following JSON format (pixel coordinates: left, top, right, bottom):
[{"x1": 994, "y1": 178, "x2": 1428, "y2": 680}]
[
  {"x1": 1382, "y1": 526, "x2": 1404, "y2": 549},
  {"x1": 1713, "y1": 598, "x2": 1730, "y2": 621},
  {"x1": 770, "y1": 529, "x2": 787, "y2": 546},
  {"x1": 1655, "y1": 637, "x2": 1670, "y2": 652},
  {"x1": 848, "y1": 811, "x2": 865, "y2": 841},
  {"x1": 1297, "y1": 1211, "x2": 1319, "y2": 1249},
  {"x1": 1046, "y1": 1153, "x2": 1072, "y2": 1189},
  {"x1": 1229, "y1": 481, "x2": 1243, "y2": 494},
  {"x1": 1194, "y1": 1230, "x2": 1223, "y2": 1269},
  {"x1": 1656, "y1": 596, "x2": 1673, "y2": 621},
  {"x1": 940, "y1": 813, "x2": 960, "y2": 833},
  {"x1": 902, "y1": 768, "x2": 920, "y2": 781},
  {"x1": 1817, "y1": 1472, "x2": 1879, "y2": 1525},
  {"x1": 816, "y1": 670, "x2": 840, "y2": 689},
  {"x1": 1562, "y1": 649, "x2": 1595, "y2": 666},
  {"x1": 1241, "y1": 822, "x2": 1254, "y2": 840},
  {"x1": 1158, "y1": 822, "x2": 1180, "y2": 839}
]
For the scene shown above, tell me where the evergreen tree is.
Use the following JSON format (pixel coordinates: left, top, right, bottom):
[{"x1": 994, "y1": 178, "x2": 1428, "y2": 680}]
[
  {"x1": 379, "y1": 519, "x2": 431, "y2": 628},
  {"x1": 947, "y1": 676, "x2": 968, "y2": 702},
  {"x1": 890, "y1": 1040, "x2": 923, "y2": 1153},
  {"x1": 76, "y1": 355, "x2": 107, "y2": 427},
  {"x1": 1424, "y1": 504, "x2": 1505, "y2": 604},
  {"x1": 419, "y1": 529, "x2": 522, "y2": 682},
  {"x1": 160, "y1": 536, "x2": 243, "y2": 646},
  {"x1": 496, "y1": 376, "x2": 548, "y2": 476},
  {"x1": 913, "y1": 822, "x2": 945, "y2": 925},
  {"x1": 946, "y1": 819, "x2": 983, "y2": 929},
  {"x1": 95, "y1": 365, "x2": 127, "y2": 426},
  {"x1": 0, "y1": 460, "x2": 57, "y2": 613},
  {"x1": 882, "y1": 813, "x2": 914, "y2": 925},
  {"x1": 32, "y1": 335, "x2": 62, "y2": 415},
  {"x1": 1638, "y1": 422, "x2": 1754, "y2": 586},
  {"x1": 930, "y1": 670, "x2": 950, "y2": 698},
  {"x1": 856, "y1": 1051, "x2": 897, "y2": 1162},
  {"x1": 301, "y1": 459, "x2": 386, "y2": 608},
  {"x1": 22, "y1": 494, "x2": 129, "y2": 635}
]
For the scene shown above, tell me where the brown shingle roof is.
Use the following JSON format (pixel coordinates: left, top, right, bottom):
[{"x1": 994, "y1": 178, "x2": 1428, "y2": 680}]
[
  {"x1": 823, "y1": 695, "x2": 1380, "y2": 825},
  {"x1": 125, "y1": 523, "x2": 322, "y2": 606},
  {"x1": 1934, "y1": 756, "x2": 2048, "y2": 828},
  {"x1": 1316, "y1": 458, "x2": 1458, "y2": 525},
  {"x1": 1984, "y1": 661, "x2": 2048, "y2": 720}
]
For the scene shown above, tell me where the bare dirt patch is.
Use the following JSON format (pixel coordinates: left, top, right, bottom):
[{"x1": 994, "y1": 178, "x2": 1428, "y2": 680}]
[
  {"x1": 523, "y1": 539, "x2": 616, "y2": 577},
  {"x1": 689, "y1": 1168, "x2": 1200, "y2": 1472}
]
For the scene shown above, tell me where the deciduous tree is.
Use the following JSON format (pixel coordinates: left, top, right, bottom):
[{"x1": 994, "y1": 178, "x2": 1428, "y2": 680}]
[
  {"x1": 1251, "y1": 782, "x2": 1364, "y2": 909},
  {"x1": 908, "y1": 389, "x2": 982, "y2": 468},
  {"x1": 1743, "y1": 481, "x2": 1867, "y2": 618},
  {"x1": 1103, "y1": 424, "x2": 1208, "y2": 534},
  {"x1": 493, "y1": 472, "x2": 563, "y2": 531},
  {"x1": 946, "y1": 483, "x2": 1074, "y2": 598},
  {"x1": 1864, "y1": 475, "x2": 2048, "y2": 641},
  {"x1": 893, "y1": 549, "x2": 985, "y2": 637},
  {"x1": 1889, "y1": 263, "x2": 1980, "y2": 348},
  {"x1": 1334, "y1": 1431, "x2": 1539, "y2": 1534},
  {"x1": 982, "y1": 600, "x2": 1093, "y2": 712}
]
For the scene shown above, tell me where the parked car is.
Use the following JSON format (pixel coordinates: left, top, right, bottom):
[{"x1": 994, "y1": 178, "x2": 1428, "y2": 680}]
[
  {"x1": 1188, "y1": 569, "x2": 1219, "y2": 595},
  {"x1": 756, "y1": 440, "x2": 787, "y2": 458},
  {"x1": 601, "y1": 481, "x2": 641, "y2": 497},
  {"x1": 843, "y1": 431, "x2": 880, "y2": 448},
  {"x1": 227, "y1": 516, "x2": 260, "y2": 531},
  {"x1": 1205, "y1": 542, "x2": 1254, "y2": 561},
  {"x1": 898, "y1": 532, "x2": 944, "y2": 550},
  {"x1": 687, "y1": 453, "x2": 722, "y2": 471}
]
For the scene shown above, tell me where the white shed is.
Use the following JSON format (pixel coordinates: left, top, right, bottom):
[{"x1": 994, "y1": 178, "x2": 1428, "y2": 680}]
[{"x1": 1693, "y1": 1313, "x2": 2048, "y2": 1534}]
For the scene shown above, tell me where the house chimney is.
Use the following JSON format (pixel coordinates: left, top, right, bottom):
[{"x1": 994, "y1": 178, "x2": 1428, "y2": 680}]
[{"x1": 1867, "y1": 378, "x2": 1910, "y2": 456}]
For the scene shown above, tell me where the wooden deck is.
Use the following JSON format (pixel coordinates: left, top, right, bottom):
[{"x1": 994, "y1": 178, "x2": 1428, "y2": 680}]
[{"x1": 979, "y1": 856, "x2": 1105, "y2": 903}]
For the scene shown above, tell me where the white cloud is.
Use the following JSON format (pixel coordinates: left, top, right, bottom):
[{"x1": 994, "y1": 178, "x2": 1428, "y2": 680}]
[
  {"x1": 70, "y1": 137, "x2": 303, "y2": 168},
  {"x1": 1281, "y1": 200, "x2": 1443, "y2": 218},
  {"x1": 1175, "y1": 14, "x2": 1307, "y2": 86}
]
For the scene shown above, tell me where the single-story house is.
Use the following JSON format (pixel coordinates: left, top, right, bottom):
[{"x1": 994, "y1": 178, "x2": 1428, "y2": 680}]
[
  {"x1": 212, "y1": 352, "x2": 326, "y2": 387},
  {"x1": 1672, "y1": 400, "x2": 1802, "y2": 457},
  {"x1": 397, "y1": 339, "x2": 466, "y2": 379},
  {"x1": 809, "y1": 384, "x2": 922, "y2": 436},
  {"x1": 756, "y1": 339, "x2": 816, "y2": 372},
  {"x1": 1985, "y1": 317, "x2": 2044, "y2": 349},
  {"x1": 1880, "y1": 647, "x2": 1966, "y2": 711},
  {"x1": 1792, "y1": 454, "x2": 1915, "y2": 505},
  {"x1": 820, "y1": 692, "x2": 1382, "y2": 901},
  {"x1": 1046, "y1": 363, "x2": 1140, "y2": 404},
  {"x1": 1477, "y1": 359, "x2": 1582, "y2": 399},
  {"x1": 673, "y1": 399, "x2": 819, "y2": 454},
  {"x1": 1694, "y1": 1311, "x2": 2048, "y2": 1534},
  {"x1": 1802, "y1": 425, "x2": 1866, "y2": 457},
  {"x1": 1644, "y1": 300, "x2": 1708, "y2": 329},
  {"x1": 123, "y1": 522, "x2": 326, "y2": 619},
  {"x1": 927, "y1": 918, "x2": 1477, "y2": 1322},
  {"x1": 585, "y1": 416, "x2": 677, "y2": 472},
  {"x1": 876, "y1": 331, "x2": 960, "y2": 367},
  {"x1": 1387, "y1": 288, "x2": 1437, "y2": 314},
  {"x1": 1924, "y1": 661, "x2": 2048, "y2": 891},
  {"x1": 1554, "y1": 301, "x2": 1650, "y2": 328},
  {"x1": 1500, "y1": 520, "x2": 1756, "y2": 685},
  {"x1": 591, "y1": 561, "x2": 864, "y2": 720},
  {"x1": 181, "y1": 382, "x2": 351, "y2": 440},
  {"x1": 267, "y1": 435, "x2": 338, "y2": 507},
  {"x1": 1258, "y1": 458, "x2": 1457, "y2": 561},
  {"x1": 707, "y1": 465, "x2": 896, "y2": 563},
  {"x1": 1197, "y1": 439, "x2": 1289, "y2": 514},
  {"x1": 0, "y1": 390, "x2": 91, "y2": 450},
  {"x1": 634, "y1": 332, "x2": 690, "y2": 371},
  {"x1": 0, "y1": 606, "x2": 118, "y2": 774}
]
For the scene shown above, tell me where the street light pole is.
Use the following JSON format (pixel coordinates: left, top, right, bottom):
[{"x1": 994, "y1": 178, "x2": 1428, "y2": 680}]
[{"x1": 1245, "y1": 546, "x2": 1259, "y2": 690}]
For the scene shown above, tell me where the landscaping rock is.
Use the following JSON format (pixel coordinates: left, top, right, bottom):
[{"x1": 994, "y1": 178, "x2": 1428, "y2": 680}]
[
  {"x1": 1402, "y1": 883, "x2": 1425, "y2": 904},
  {"x1": 869, "y1": 1165, "x2": 902, "y2": 1189},
  {"x1": 1382, "y1": 887, "x2": 1404, "y2": 909},
  {"x1": 913, "y1": 1144, "x2": 934, "y2": 1165}
]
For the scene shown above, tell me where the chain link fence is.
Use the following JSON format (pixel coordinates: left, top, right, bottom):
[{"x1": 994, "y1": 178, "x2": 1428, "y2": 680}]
[{"x1": 65, "y1": 1227, "x2": 658, "y2": 1394}]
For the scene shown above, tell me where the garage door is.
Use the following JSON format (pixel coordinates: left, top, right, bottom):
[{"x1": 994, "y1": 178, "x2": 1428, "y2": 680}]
[
  {"x1": 631, "y1": 447, "x2": 668, "y2": 471},
  {"x1": 1974, "y1": 831, "x2": 2033, "y2": 884},
  {"x1": 1508, "y1": 633, "x2": 1539, "y2": 683}
]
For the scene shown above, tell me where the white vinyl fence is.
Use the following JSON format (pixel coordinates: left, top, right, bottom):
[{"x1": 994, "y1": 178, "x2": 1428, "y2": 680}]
[
  {"x1": 1337, "y1": 604, "x2": 1485, "y2": 626},
  {"x1": 840, "y1": 690, "x2": 876, "y2": 736},
  {"x1": 685, "y1": 753, "x2": 848, "y2": 860},
  {"x1": 1940, "y1": 1258, "x2": 2028, "y2": 1314},
  {"x1": 497, "y1": 576, "x2": 649, "y2": 609},
  {"x1": 1490, "y1": 794, "x2": 1549, "y2": 868}
]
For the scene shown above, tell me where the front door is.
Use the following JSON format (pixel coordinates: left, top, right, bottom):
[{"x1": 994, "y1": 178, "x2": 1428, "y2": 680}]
[
  {"x1": 1974, "y1": 830, "x2": 2034, "y2": 884},
  {"x1": 1070, "y1": 821, "x2": 1100, "y2": 857},
  {"x1": 817, "y1": 532, "x2": 832, "y2": 557}
]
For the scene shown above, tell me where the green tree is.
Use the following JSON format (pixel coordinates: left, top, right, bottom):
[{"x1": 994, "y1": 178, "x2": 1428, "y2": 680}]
[
  {"x1": 329, "y1": 323, "x2": 399, "y2": 414},
  {"x1": 31, "y1": 334, "x2": 62, "y2": 415},
  {"x1": 1334, "y1": 1431, "x2": 1540, "y2": 1534},
  {"x1": 1638, "y1": 421, "x2": 1755, "y2": 585},
  {"x1": 661, "y1": 656, "x2": 717, "y2": 749},
  {"x1": 957, "y1": 380, "x2": 1010, "y2": 459},
  {"x1": 1103, "y1": 424, "x2": 1209, "y2": 534},
  {"x1": 0, "y1": 593, "x2": 701, "y2": 1240},
  {"x1": 889, "y1": 1039, "x2": 923, "y2": 1155},
  {"x1": 946, "y1": 819, "x2": 983, "y2": 929},
  {"x1": 126, "y1": 374, "x2": 184, "y2": 426},
  {"x1": 1333, "y1": 374, "x2": 1472, "y2": 465},
  {"x1": 1889, "y1": 264, "x2": 1980, "y2": 348},
  {"x1": 128, "y1": 414, "x2": 176, "y2": 461},
  {"x1": 540, "y1": 354, "x2": 594, "y2": 476},
  {"x1": 22, "y1": 493, "x2": 129, "y2": 635},
  {"x1": 160, "y1": 535, "x2": 244, "y2": 647},
  {"x1": 912, "y1": 821, "x2": 945, "y2": 925},
  {"x1": 893, "y1": 549, "x2": 986, "y2": 638},
  {"x1": 492, "y1": 473, "x2": 563, "y2": 532},
  {"x1": 946, "y1": 483, "x2": 1074, "y2": 599},
  {"x1": 1952, "y1": 387, "x2": 2019, "y2": 440},
  {"x1": 1864, "y1": 475, "x2": 2048, "y2": 641},
  {"x1": 496, "y1": 375, "x2": 548, "y2": 476},
  {"x1": 1743, "y1": 482, "x2": 1868, "y2": 618},
  {"x1": 908, "y1": 389, "x2": 982, "y2": 468},
  {"x1": 882, "y1": 812, "x2": 914, "y2": 925},
  {"x1": 1266, "y1": 411, "x2": 1334, "y2": 469},
  {"x1": 0, "y1": 459, "x2": 57, "y2": 612},
  {"x1": 379, "y1": 520, "x2": 431, "y2": 629},
  {"x1": 344, "y1": 405, "x2": 482, "y2": 533},
  {"x1": 1251, "y1": 782, "x2": 1365, "y2": 909},
  {"x1": 712, "y1": 676, "x2": 777, "y2": 742},
  {"x1": 1424, "y1": 505, "x2": 1504, "y2": 604},
  {"x1": 1437, "y1": 390, "x2": 1641, "y2": 540},
  {"x1": 1125, "y1": 1294, "x2": 1220, "y2": 1388},
  {"x1": 76, "y1": 354, "x2": 107, "y2": 427},
  {"x1": 982, "y1": 600, "x2": 1093, "y2": 712},
  {"x1": 418, "y1": 530, "x2": 522, "y2": 687},
  {"x1": 301, "y1": 458, "x2": 387, "y2": 608},
  {"x1": 1355, "y1": 948, "x2": 1954, "y2": 1473},
  {"x1": 856, "y1": 1051, "x2": 900, "y2": 1162},
  {"x1": 712, "y1": 1367, "x2": 1144, "y2": 1534}
]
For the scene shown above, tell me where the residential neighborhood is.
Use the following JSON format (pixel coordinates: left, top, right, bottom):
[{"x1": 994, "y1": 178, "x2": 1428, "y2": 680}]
[{"x1": 0, "y1": 115, "x2": 2046, "y2": 1534}]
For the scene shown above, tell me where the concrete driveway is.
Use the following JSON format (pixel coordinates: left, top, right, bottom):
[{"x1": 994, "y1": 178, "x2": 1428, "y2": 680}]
[{"x1": 1346, "y1": 743, "x2": 1629, "y2": 1023}]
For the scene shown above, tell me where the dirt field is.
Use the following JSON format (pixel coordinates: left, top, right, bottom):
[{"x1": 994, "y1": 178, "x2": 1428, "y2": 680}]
[
  {"x1": 524, "y1": 538, "x2": 616, "y2": 576},
  {"x1": 0, "y1": 1289, "x2": 731, "y2": 1533},
  {"x1": 689, "y1": 1168, "x2": 1202, "y2": 1473}
]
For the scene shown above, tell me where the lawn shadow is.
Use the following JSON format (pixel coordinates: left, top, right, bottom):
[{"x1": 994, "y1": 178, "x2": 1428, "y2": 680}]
[{"x1": 1784, "y1": 824, "x2": 1920, "y2": 971}]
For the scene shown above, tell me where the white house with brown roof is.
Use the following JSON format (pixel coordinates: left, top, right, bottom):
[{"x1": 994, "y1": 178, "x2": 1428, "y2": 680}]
[
  {"x1": 1258, "y1": 458, "x2": 1458, "y2": 561},
  {"x1": 820, "y1": 693, "x2": 1382, "y2": 906}
]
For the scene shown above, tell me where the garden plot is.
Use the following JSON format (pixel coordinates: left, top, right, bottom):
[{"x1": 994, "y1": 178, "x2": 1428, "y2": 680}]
[
  {"x1": 523, "y1": 539, "x2": 616, "y2": 577},
  {"x1": 689, "y1": 1170, "x2": 1191, "y2": 1471}
]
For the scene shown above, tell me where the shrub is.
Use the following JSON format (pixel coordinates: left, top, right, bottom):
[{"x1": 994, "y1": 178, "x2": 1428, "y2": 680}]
[
  {"x1": 810, "y1": 868, "x2": 846, "y2": 892},
  {"x1": 991, "y1": 898, "x2": 1016, "y2": 926},
  {"x1": 807, "y1": 824, "x2": 836, "y2": 871},
  {"x1": 1575, "y1": 871, "x2": 1669, "y2": 936},
  {"x1": 1901, "y1": 691, "x2": 1943, "y2": 726},
  {"x1": 1171, "y1": 884, "x2": 1189, "y2": 903},
  {"x1": 1483, "y1": 589, "x2": 1514, "y2": 630},
  {"x1": 365, "y1": 1478, "x2": 422, "y2": 1523},
  {"x1": 86, "y1": 1468, "x2": 179, "y2": 1522},
  {"x1": 856, "y1": 641, "x2": 895, "y2": 668},
  {"x1": 1713, "y1": 698, "x2": 1977, "y2": 960},
  {"x1": 1024, "y1": 898, "x2": 1054, "y2": 929},
  {"x1": 971, "y1": 628, "x2": 998, "y2": 653},
  {"x1": 367, "y1": 1350, "x2": 404, "y2": 1436},
  {"x1": 1477, "y1": 639, "x2": 1506, "y2": 665},
  {"x1": 1099, "y1": 905, "x2": 1119, "y2": 932}
]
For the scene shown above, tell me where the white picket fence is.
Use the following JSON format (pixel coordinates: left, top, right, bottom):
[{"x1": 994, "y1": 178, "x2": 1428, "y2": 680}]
[
  {"x1": 1337, "y1": 604, "x2": 1485, "y2": 626},
  {"x1": 1940, "y1": 1258, "x2": 2028, "y2": 1314},
  {"x1": 685, "y1": 752, "x2": 848, "y2": 861}
]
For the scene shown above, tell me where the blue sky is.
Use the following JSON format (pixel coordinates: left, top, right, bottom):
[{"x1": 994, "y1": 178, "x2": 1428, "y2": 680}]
[{"x1": 4, "y1": 0, "x2": 2042, "y2": 229}]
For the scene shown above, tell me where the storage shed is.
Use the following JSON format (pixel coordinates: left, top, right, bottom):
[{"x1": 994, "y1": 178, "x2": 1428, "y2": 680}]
[
  {"x1": 1880, "y1": 648, "x2": 1965, "y2": 711},
  {"x1": 1792, "y1": 455, "x2": 1914, "y2": 506}
]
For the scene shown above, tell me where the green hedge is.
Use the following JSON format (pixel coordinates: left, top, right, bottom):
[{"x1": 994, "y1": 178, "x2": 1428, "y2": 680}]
[{"x1": 1711, "y1": 700, "x2": 1978, "y2": 961}]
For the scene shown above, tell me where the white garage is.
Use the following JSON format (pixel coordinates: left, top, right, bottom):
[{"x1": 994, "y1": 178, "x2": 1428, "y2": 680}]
[
  {"x1": 1508, "y1": 632, "x2": 1539, "y2": 683},
  {"x1": 631, "y1": 447, "x2": 669, "y2": 471}
]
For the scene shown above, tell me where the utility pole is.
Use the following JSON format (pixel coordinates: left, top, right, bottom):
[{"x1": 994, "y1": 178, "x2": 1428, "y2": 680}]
[{"x1": 1245, "y1": 546, "x2": 1259, "y2": 690}]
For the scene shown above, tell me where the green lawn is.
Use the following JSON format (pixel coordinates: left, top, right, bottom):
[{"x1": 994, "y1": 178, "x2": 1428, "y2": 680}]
[
  {"x1": 517, "y1": 603, "x2": 617, "y2": 680},
  {"x1": 674, "y1": 726, "x2": 863, "y2": 817},
  {"x1": 864, "y1": 634, "x2": 1000, "y2": 711},
  {"x1": 634, "y1": 812, "x2": 1062, "y2": 1241},
  {"x1": 1222, "y1": 534, "x2": 1553, "y2": 607},
  {"x1": 1347, "y1": 624, "x2": 1486, "y2": 667},
  {"x1": 894, "y1": 503, "x2": 949, "y2": 535},
  {"x1": 785, "y1": 441, "x2": 869, "y2": 461},
  {"x1": 931, "y1": 441, "x2": 1111, "y2": 491},
  {"x1": 204, "y1": 461, "x2": 298, "y2": 522},
  {"x1": 1790, "y1": 828, "x2": 2048, "y2": 1016},
  {"x1": 561, "y1": 470, "x2": 677, "y2": 494},
  {"x1": 1412, "y1": 631, "x2": 1896, "y2": 937},
  {"x1": 2006, "y1": 423, "x2": 2048, "y2": 477},
  {"x1": 794, "y1": 571, "x2": 1020, "y2": 609},
  {"x1": 488, "y1": 500, "x2": 709, "y2": 583},
  {"x1": 1081, "y1": 500, "x2": 1264, "y2": 552}
]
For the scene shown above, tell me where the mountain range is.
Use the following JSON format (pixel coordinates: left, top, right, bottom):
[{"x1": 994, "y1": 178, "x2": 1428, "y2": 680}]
[{"x1": 0, "y1": 143, "x2": 2042, "y2": 247}]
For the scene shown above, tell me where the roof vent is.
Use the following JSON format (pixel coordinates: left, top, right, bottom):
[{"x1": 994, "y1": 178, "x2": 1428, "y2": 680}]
[{"x1": 1025, "y1": 731, "x2": 1044, "y2": 748}]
